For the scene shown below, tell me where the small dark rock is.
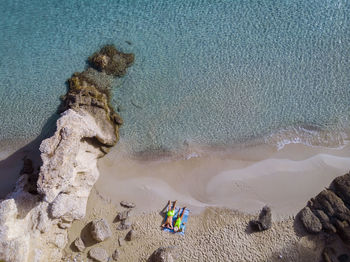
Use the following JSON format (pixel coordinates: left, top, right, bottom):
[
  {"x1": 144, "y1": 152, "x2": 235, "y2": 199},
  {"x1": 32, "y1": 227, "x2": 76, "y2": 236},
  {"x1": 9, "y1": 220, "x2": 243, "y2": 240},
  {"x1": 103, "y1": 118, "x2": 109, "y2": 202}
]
[
  {"x1": 125, "y1": 229, "x2": 136, "y2": 241},
  {"x1": 299, "y1": 207, "x2": 322, "y2": 234},
  {"x1": 21, "y1": 157, "x2": 34, "y2": 174},
  {"x1": 120, "y1": 201, "x2": 136, "y2": 208},
  {"x1": 249, "y1": 206, "x2": 272, "y2": 232},
  {"x1": 112, "y1": 249, "x2": 119, "y2": 261},
  {"x1": 116, "y1": 220, "x2": 132, "y2": 231},
  {"x1": 148, "y1": 247, "x2": 175, "y2": 262},
  {"x1": 116, "y1": 210, "x2": 130, "y2": 221}
]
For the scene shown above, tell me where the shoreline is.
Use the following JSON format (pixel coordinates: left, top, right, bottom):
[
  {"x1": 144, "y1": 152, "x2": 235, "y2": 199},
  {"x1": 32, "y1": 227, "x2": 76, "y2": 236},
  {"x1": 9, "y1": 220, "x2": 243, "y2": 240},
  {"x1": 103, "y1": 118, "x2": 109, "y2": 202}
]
[
  {"x1": 1, "y1": 136, "x2": 349, "y2": 218},
  {"x1": 95, "y1": 140, "x2": 350, "y2": 219}
]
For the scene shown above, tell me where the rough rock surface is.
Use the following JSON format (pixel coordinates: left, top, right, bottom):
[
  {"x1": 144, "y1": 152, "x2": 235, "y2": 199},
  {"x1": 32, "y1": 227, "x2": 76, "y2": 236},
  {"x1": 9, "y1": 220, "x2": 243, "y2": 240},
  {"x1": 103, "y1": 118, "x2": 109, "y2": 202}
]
[
  {"x1": 91, "y1": 218, "x2": 112, "y2": 242},
  {"x1": 120, "y1": 201, "x2": 136, "y2": 208},
  {"x1": 74, "y1": 237, "x2": 85, "y2": 252},
  {"x1": 299, "y1": 172, "x2": 350, "y2": 246},
  {"x1": 148, "y1": 247, "x2": 175, "y2": 262},
  {"x1": 0, "y1": 45, "x2": 133, "y2": 262},
  {"x1": 249, "y1": 206, "x2": 272, "y2": 232},
  {"x1": 299, "y1": 207, "x2": 322, "y2": 234},
  {"x1": 88, "y1": 247, "x2": 109, "y2": 262},
  {"x1": 117, "y1": 219, "x2": 132, "y2": 231},
  {"x1": 116, "y1": 210, "x2": 130, "y2": 221},
  {"x1": 125, "y1": 229, "x2": 136, "y2": 241}
]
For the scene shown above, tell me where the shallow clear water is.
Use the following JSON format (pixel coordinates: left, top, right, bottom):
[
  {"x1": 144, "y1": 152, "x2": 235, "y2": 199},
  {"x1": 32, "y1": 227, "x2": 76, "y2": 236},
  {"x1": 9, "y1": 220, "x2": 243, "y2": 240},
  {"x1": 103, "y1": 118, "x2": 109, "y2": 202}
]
[{"x1": 0, "y1": 0, "x2": 350, "y2": 155}]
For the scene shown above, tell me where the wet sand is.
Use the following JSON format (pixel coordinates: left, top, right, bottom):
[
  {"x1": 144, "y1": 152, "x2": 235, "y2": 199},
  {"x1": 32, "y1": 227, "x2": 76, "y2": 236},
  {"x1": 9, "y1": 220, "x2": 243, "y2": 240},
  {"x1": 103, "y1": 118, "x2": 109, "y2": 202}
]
[{"x1": 96, "y1": 142, "x2": 350, "y2": 219}]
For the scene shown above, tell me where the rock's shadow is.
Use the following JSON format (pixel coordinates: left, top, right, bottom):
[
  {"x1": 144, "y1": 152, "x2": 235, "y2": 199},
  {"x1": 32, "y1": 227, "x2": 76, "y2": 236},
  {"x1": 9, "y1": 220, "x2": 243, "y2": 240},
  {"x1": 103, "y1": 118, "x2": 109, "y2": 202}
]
[{"x1": 0, "y1": 112, "x2": 59, "y2": 199}]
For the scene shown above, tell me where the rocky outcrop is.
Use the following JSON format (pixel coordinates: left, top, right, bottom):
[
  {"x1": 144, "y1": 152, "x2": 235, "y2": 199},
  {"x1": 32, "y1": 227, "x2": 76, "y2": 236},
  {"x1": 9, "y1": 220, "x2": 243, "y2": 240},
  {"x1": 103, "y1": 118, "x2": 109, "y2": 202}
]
[
  {"x1": 299, "y1": 172, "x2": 350, "y2": 246},
  {"x1": 0, "y1": 45, "x2": 133, "y2": 262}
]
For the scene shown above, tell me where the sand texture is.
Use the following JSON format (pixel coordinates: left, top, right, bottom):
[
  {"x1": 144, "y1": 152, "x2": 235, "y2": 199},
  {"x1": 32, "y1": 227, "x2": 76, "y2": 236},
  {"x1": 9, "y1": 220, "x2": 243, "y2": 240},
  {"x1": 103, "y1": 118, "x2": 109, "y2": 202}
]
[{"x1": 63, "y1": 188, "x2": 329, "y2": 262}]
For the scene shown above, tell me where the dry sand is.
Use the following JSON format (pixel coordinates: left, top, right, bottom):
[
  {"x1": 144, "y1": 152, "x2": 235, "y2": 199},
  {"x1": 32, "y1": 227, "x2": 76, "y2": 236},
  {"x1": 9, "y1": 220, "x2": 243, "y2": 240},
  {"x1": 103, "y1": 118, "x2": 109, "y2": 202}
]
[
  {"x1": 61, "y1": 142, "x2": 350, "y2": 261},
  {"x1": 63, "y1": 187, "x2": 349, "y2": 262}
]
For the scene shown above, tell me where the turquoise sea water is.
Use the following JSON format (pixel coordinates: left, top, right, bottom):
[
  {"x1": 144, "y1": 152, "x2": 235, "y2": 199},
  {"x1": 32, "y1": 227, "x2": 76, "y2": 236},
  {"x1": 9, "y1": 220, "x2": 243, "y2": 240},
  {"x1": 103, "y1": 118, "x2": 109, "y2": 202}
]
[{"x1": 0, "y1": 0, "x2": 350, "y2": 156}]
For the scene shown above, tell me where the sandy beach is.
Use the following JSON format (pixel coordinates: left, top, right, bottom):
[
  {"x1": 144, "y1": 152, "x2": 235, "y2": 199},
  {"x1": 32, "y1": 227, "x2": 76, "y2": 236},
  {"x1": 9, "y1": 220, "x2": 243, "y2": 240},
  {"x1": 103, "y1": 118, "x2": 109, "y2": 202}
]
[
  {"x1": 96, "y1": 141, "x2": 350, "y2": 219},
  {"x1": 1, "y1": 137, "x2": 350, "y2": 261},
  {"x1": 62, "y1": 141, "x2": 350, "y2": 261}
]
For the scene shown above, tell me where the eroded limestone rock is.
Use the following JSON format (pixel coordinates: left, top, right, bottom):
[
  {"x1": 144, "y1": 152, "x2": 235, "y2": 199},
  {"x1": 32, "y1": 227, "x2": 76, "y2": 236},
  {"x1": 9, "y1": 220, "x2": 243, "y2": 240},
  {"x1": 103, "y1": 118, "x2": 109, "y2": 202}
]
[
  {"x1": 0, "y1": 44, "x2": 134, "y2": 262},
  {"x1": 91, "y1": 218, "x2": 112, "y2": 242}
]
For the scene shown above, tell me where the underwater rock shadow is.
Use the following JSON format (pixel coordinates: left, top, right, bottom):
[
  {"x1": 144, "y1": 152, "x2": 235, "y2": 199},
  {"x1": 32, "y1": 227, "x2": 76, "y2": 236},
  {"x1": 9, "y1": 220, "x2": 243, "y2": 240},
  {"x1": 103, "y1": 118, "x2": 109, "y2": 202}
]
[{"x1": 0, "y1": 111, "x2": 59, "y2": 199}]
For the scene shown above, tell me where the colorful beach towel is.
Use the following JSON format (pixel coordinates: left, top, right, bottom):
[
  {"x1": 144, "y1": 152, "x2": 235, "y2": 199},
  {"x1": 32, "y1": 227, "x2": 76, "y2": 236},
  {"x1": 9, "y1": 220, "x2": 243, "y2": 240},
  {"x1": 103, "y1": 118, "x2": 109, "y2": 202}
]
[{"x1": 162, "y1": 207, "x2": 189, "y2": 236}]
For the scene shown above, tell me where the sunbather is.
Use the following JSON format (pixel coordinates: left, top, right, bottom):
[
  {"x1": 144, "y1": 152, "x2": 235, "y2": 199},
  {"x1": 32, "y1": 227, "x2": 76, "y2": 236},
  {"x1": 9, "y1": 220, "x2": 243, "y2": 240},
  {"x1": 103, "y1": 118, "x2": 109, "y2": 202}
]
[
  {"x1": 161, "y1": 200, "x2": 177, "y2": 229},
  {"x1": 174, "y1": 207, "x2": 186, "y2": 232}
]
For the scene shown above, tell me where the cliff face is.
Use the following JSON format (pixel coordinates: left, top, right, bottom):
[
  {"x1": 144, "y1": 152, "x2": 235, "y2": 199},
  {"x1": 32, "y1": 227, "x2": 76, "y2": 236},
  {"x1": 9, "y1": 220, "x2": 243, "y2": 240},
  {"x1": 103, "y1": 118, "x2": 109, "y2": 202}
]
[{"x1": 0, "y1": 45, "x2": 134, "y2": 262}]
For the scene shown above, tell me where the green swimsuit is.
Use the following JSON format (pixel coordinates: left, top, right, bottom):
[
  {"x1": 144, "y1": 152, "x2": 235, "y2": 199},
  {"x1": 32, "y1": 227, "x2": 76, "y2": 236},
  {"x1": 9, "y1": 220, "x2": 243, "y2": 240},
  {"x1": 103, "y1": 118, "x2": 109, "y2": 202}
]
[
  {"x1": 167, "y1": 210, "x2": 175, "y2": 217},
  {"x1": 174, "y1": 217, "x2": 182, "y2": 228}
]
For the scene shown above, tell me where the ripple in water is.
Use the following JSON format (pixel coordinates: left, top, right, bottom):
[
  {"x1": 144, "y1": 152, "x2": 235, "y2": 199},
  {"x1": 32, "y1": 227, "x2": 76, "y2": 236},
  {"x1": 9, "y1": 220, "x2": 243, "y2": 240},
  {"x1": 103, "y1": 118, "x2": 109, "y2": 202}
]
[{"x1": 0, "y1": 0, "x2": 349, "y2": 157}]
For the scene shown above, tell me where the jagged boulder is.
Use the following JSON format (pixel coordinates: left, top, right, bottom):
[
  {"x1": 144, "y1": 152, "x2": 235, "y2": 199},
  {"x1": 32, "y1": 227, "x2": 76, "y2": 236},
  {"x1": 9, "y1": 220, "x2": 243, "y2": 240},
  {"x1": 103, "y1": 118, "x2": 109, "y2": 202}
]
[
  {"x1": 249, "y1": 206, "x2": 272, "y2": 232},
  {"x1": 91, "y1": 218, "x2": 112, "y2": 242},
  {"x1": 112, "y1": 249, "x2": 119, "y2": 261},
  {"x1": 148, "y1": 247, "x2": 175, "y2": 262}
]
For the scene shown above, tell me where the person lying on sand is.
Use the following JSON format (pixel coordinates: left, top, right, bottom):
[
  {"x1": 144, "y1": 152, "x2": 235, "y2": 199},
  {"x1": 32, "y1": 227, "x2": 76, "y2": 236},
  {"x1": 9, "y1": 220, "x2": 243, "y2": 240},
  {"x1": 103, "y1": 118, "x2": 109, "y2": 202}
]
[
  {"x1": 161, "y1": 200, "x2": 177, "y2": 229},
  {"x1": 174, "y1": 207, "x2": 186, "y2": 232}
]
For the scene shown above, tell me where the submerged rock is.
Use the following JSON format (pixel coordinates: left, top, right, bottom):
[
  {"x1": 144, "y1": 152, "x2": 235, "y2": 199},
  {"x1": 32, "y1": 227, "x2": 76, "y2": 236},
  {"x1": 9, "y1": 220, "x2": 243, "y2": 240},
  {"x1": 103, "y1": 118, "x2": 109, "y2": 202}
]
[
  {"x1": 148, "y1": 247, "x2": 175, "y2": 262},
  {"x1": 89, "y1": 247, "x2": 109, "y2": 262},
  {"x1": 249, "y1": 206, "x2": 272, "y2": 232},
  {"x1": 88, "y1": 45, "x2": 134, "y2": 76},
  {"x1": 91, "y1": 218, "x2": 112, "y2": 242}
]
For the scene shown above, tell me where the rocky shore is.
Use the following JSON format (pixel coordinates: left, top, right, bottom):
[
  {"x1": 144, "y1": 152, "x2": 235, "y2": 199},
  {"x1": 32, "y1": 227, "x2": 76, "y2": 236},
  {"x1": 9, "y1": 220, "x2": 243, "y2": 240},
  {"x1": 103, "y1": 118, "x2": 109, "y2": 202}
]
[
  {"x1": 0, "y1": 45, "x2": 134, "y2": 262},
  {"x1": 299, "y1": 172, "x2": 350, "y2": 261}
]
